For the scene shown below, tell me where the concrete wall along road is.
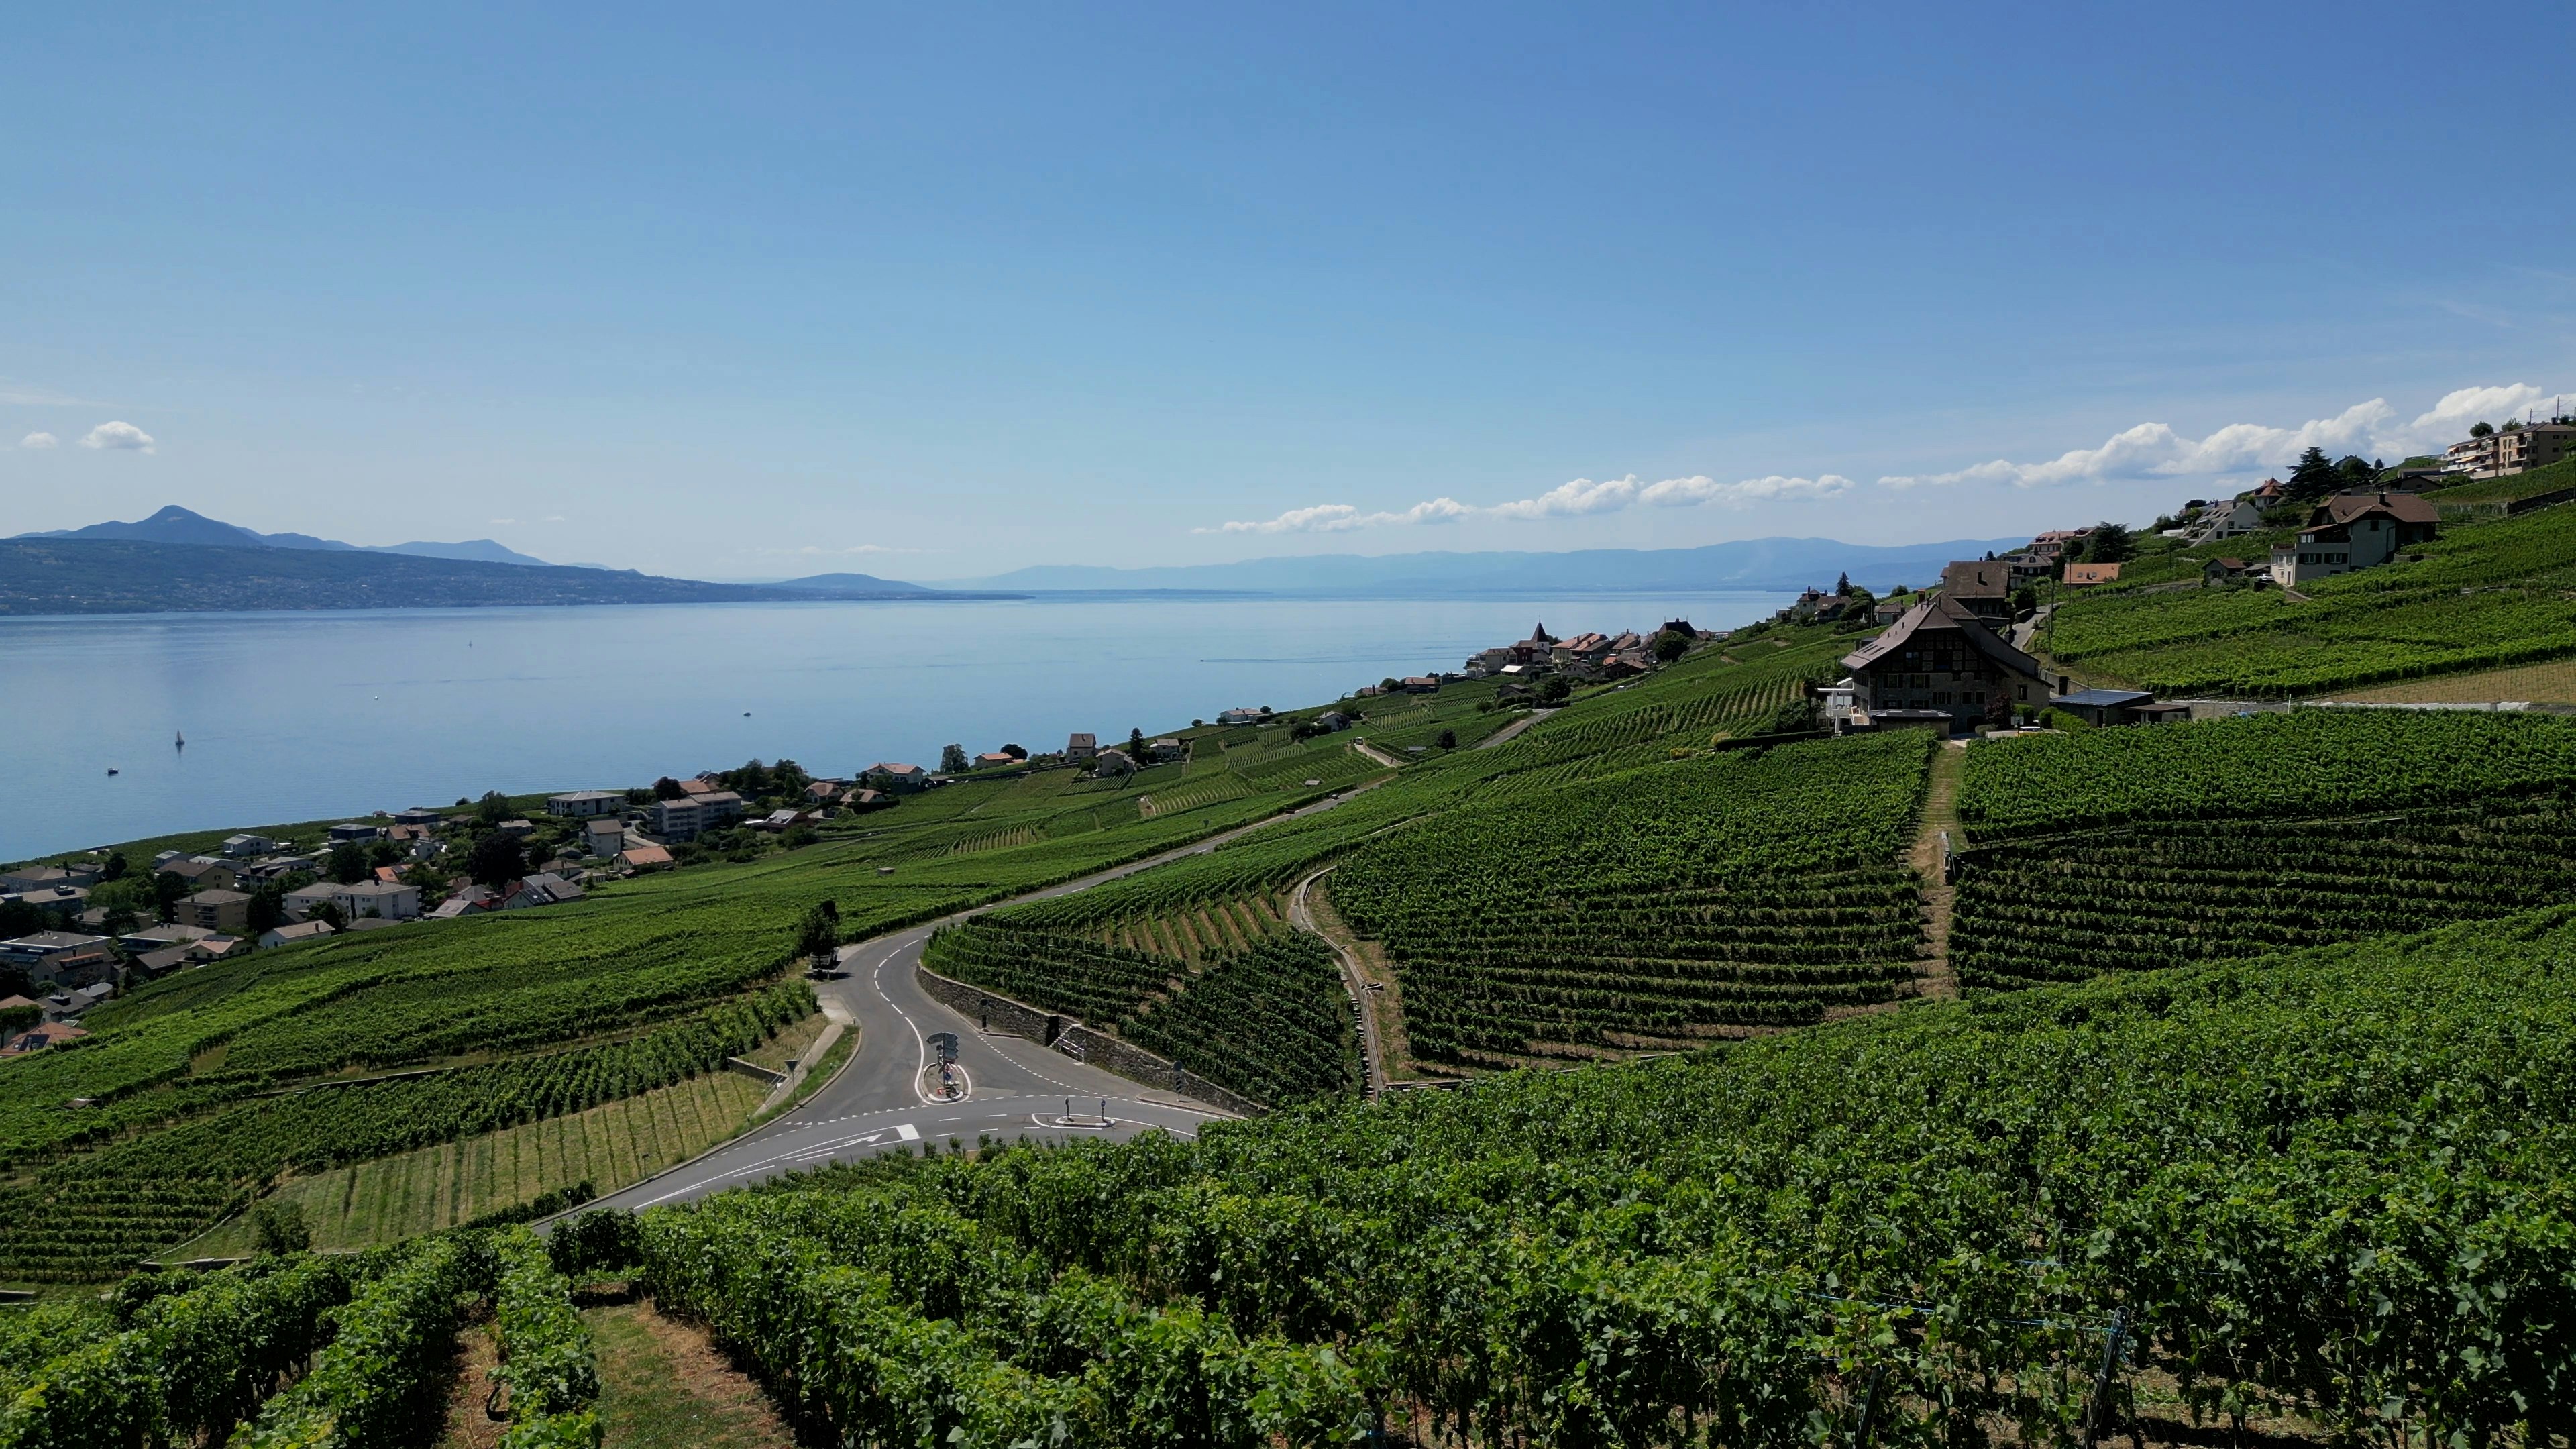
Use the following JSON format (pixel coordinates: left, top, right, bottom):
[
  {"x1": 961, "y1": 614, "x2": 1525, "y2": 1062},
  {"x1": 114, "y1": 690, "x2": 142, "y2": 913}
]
[{"x1": 914, "y1": 964, "x2": 1263, "y2": 1118}]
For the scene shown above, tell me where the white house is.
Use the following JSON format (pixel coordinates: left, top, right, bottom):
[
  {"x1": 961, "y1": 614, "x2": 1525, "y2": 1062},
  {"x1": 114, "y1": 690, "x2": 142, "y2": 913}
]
[
  {"x1": 284, "y1": 879, "x2": 423, "y2": 923},
  {"x1": 546, "y1": 791, "x2": 625, "y2": 818},
  {"x1": 221, "y1": 833, "x2": 278, "y2": 858},
  {"x1": 260, "y1": 920, "x2": 337, "y2": 949}
]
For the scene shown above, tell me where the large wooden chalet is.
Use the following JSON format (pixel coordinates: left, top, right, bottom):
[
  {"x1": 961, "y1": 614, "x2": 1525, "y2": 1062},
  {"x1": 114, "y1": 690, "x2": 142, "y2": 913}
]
[{"x1": 1840, "y1": 596, "x2": 2051, "y2": 732}]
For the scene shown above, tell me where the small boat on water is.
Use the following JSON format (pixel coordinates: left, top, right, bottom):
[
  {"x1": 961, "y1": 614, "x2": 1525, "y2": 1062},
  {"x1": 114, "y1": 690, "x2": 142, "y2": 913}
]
[
  {"x1": 174, "y1": 730, "x2": 185, "y2": 749},
  {"x1": 106, "y1": 768, "x2": 119, "y2": 776}
]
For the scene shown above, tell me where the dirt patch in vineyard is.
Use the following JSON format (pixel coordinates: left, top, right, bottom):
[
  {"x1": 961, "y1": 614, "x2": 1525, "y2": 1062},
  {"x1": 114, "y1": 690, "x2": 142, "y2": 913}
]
[
  {"x1": 428, "y1": 1320, "x2": 506, "y2": 1449},
  {"x1": 589, "y1": 1295, "x2": 800, "y2": 1449},
  {"x1": 1905, "y1": 739, "x2": 1966, "y2": 998}
]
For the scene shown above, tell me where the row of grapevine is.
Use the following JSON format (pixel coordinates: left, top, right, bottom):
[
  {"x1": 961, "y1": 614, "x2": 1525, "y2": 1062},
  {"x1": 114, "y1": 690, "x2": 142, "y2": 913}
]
[{"x1": 488, "y1": 1226, "x2": 605, "y2": 1446}]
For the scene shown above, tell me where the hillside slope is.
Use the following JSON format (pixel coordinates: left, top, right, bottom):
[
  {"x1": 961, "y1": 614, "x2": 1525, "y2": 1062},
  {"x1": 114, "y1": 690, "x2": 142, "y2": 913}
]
[{"x1": 629, "y1": 904, "x2": 2576, "y2": 1446}]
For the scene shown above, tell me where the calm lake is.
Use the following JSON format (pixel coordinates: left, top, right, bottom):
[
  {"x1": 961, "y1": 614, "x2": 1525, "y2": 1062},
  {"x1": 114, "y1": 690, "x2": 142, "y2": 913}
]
[{"x1": 0, "y1": 591, "x2": 1789, "y2": 860}]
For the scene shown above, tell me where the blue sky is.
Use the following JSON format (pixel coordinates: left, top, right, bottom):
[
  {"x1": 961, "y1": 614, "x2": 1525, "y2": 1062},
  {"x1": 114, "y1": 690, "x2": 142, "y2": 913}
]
[{"x1": 4, "y1": 2, "x2": 2570, "y2": 579}]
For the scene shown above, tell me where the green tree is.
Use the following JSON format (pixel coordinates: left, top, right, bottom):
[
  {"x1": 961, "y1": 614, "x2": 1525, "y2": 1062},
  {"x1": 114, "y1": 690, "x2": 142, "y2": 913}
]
[
  {"x1": 1650, "y1": 629, "x2": 1691, "y2": 663},
  {"x1": 795, "y1": 900, "x2": 841, "y2": 969},
  {"x1": 1436, "y1": 729, "x2": 1458, "y2": 749},
  {"x1": 2285, "y1": 446, "x2": 2343, "y2": 502},
  {"x1": 325, "y1": 842, "x2": 370, "y2": 884},
  {"x1": 1128, "y1": 727, "x2": 1146, "y2": 757},
  {"x1": 1767, "y1": 695, "x2": 1823, "y2": 734},
  {"x1": 467, "y1": 831, "x2": 529, "y2": 888},
  {"x1": 939, "y1": 743, "x2": 969, "y2": 774},
  {"x1": 2087, "y1": 522, "x2": 2135, "y2": 564},
  {"x1": 246, "y1": 881, "x2": 290, "y2": 934},
  {"x1": 1535, "y1": 676, "x2": 1572, "y2": 705},
  {"x1": 652, "y1": 776, "x2": 686, "y2": 801},
  {"x1": 474, "y1": 790, "x2": 513, "y2": 826},
  {"x1": 2012, "y1": 585, "x2": 2038, "y2": 614},
  {"x1": 100, "y1": 851, "x2": 128, "y2": 883},
  {"x1": 366, "y1": 839, "x2": 402, "y2": 869},
  {"x1": 2336, "y1": 455, "x2": 2377, "y2": 492},
  {"x1": 2469, "y1": 421, "x2": 2493, "y2": 437},
  {"x1": 309, "y1": 901, "x2": 346, "y2": 932},
  {"x1": 250, "y1": 1199, "x2": 311, "y2": 1255},
  {"x1": 151, "y1": 869, "x2": 186, "y2": 924}
]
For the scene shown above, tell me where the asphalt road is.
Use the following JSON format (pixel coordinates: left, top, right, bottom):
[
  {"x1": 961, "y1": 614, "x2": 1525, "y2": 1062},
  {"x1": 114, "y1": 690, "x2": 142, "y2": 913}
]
[{"x1": 588, "y1": 784, "x2": 1381, "y2": 1213}]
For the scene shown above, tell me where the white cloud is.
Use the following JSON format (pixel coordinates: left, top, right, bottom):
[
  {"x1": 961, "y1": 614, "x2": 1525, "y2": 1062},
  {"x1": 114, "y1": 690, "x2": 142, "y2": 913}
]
[
  {"x1": 1880, "y1": 386, "x2": 2569, "y2": 490},
  {"x1": 790, "y1": 543, "x2": 928, "y2": 556},
  {"x1": 1195, "y1": 471, "x2": 1851, "y2": 535},
  {"x1": 490, "y1": 517, "x2": 519, "y2": 525},
  {"x1": 1196, "y1": 498, "x2": 1474, "y2": 535},
  {"x1": 78, "y1": 421, "x2": 154, "y2": 452},
  {"x1": 19, "y1": 432, "x2": 58, "y2": 449},
  {"x1": 2404, "y1": 384, "x2": 2573, "y2": 443},
  {"x1": 541, "y1": 514, "x2": 568, "y2": 523},
  {"x1": 1640, "y1": 473, "x2": 1854, "y2": 506}
]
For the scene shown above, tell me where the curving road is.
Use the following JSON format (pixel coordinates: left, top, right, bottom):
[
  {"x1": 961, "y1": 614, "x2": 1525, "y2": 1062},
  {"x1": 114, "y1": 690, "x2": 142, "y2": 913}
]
[{"x1": 587, "y1": 785, "x2": 1382, "y2": 1213}]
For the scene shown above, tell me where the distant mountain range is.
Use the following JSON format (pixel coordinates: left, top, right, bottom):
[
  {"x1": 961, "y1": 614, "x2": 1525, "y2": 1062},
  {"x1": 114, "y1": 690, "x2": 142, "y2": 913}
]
[
  {"x1": 1, "y1": 506, "x2": 2032, "y2": 615},
  {"x1": 16, "y1": 505, "x2": 566, "y2": 568},
  {"x1": 0, "y1": 508, "x2": 1006, "y2": 614},
  {"x1": 930, "y1": 535, "x2": 2027, "y2": 596}
]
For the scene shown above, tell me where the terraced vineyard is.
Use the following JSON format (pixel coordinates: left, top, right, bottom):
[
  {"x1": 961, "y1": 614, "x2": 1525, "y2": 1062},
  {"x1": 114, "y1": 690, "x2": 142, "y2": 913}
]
[
  {"x1": 0, "y1": 983, "x2": 811, "y2": 1280},
  {"x1": 923, "y1": 919, "x2": 1358, "y2": 1104},
  {"x1": 1951, "y1": 709, "x2": 2576, "y2": 986},
  {"x1": 1331, "y1": 730, "x2": 1935, "y2": 1064},
  {"x1": 600, "y1": 907, "x2": 2576, "y2": 1447},
  {"x1": 2040, "y1": 484, "x2": 2576, "y2": 695}
]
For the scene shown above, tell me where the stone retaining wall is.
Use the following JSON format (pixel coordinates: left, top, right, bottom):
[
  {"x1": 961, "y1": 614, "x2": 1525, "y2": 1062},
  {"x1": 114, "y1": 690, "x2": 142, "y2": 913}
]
[
  {"x1": 1050, "y1": 1022, "x2": 1265, "y2": 1118},
  {"x1": 914, "y1": 963, "x2": 1262, "y2": 1116},
  {"x1": 915, "y1": 966, "x2": 1062, "y2": 1042}
]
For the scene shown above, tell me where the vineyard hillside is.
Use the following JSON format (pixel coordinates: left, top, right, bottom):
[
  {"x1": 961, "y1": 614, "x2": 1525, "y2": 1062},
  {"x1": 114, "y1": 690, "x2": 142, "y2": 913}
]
[
  {"x1": 1950, "y1": 708, "x2": 2576, "y2": 985},
  {"x1": 2035, "y1": 477, "x2": 2576, "y2": 696},
  {"x1": 914, "y1": 625, "x2": 1868, "y2": 1089},
  {"x1": 592, "y1": 905, "x2": 2576, "y2": 1447}
]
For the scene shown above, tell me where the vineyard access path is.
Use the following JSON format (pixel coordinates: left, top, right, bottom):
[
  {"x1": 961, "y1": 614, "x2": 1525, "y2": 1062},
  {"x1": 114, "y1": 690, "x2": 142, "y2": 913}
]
[
  {"x1": 586, "y1": 784, "x2": 1391, "y2": 1214},
  {"x1": 1473, "y1": 706, "x2": 1559, "y2": 749},
  {"x1": 1289, "y1": 867, "x2": 1385, "y2": 1097},
  {"x1": 1907, "y1": 739, "x2": 1966, "y2": 999}
]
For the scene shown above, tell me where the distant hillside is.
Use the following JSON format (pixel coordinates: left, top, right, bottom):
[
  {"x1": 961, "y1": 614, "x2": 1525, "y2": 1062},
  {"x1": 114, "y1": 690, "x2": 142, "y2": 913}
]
[
  {"x1": 930, "y1": 535, "x2": 2027, "y2": 596},
  {"x1": 768, "y1": 571, "x2": 932, "y2": 593},
  {"x1": 17, "y1": 505, "x2": 563, "y2": 568},
  {"x1": 0, "y1": 538, "x2": 803, "y2": 614}
]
